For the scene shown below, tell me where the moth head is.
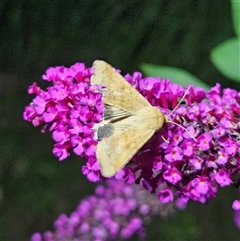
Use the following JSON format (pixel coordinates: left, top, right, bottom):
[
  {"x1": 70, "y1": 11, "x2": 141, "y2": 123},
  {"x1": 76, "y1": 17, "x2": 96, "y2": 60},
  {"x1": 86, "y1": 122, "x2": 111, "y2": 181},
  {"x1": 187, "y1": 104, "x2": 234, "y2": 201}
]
[{"x1": 148, "y1": 106, "x2": 167, "y2": 130}]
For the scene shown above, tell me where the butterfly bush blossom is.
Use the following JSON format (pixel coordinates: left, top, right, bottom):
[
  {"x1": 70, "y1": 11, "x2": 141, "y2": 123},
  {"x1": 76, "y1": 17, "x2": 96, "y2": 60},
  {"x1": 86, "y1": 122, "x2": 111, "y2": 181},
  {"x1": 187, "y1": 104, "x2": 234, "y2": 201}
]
[
  {"x1": 30, "y1": 180, "x2": 173, "y2": 241},
  {"x1": 23, "y1": 62, "x2": 240, "y2": 209}
]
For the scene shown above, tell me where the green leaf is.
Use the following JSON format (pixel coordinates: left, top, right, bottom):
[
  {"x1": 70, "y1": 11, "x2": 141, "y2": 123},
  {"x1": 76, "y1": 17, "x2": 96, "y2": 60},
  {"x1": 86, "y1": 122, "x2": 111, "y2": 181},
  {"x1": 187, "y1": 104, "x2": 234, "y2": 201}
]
[
  {"x1": 231, "y1": 0, "x2": 240, "y2": 36},
  {"x1": 210, "y1": 37, "x2": 240, "y2": 82},
  {"x1": 140, "y1": 63, "x2": 210, "y2": 90}
]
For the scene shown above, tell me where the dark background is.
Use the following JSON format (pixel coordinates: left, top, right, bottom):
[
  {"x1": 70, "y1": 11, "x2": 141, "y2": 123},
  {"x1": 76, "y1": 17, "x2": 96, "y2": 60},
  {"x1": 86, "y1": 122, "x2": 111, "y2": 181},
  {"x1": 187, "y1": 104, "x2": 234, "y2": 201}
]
[{"x1": 1, "y1": 1, "x2": 239, "y2": 240}]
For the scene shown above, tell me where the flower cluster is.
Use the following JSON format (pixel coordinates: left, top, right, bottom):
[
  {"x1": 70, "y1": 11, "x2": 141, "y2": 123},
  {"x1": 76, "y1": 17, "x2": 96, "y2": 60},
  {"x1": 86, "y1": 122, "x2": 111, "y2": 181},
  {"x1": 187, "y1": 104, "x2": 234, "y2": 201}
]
[
  {"x1": 23, "y1": 63, "x2": 103, "y2": 181},
  {"x1": 30, "y1": 180, "x2": 173, "y2": 241},
  {"x1": 23, "y1": 62, "x2": 240, "y2": 206}
]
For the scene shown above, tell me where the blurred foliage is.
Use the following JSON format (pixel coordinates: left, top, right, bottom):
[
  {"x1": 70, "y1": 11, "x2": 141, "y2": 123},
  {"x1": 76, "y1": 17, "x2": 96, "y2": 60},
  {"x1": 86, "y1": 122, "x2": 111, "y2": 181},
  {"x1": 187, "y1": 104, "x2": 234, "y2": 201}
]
[
  {"x1": 210, "y1": 1, "x2": 240, "y2": 83},
  {"x1": 231, "y1": 0, "x2": 240, "y2": 36},
  {"x1": 211, "y1": 37, "x2": 240, "y2": 82},
  {"x1": 1, "y1": 0, "x2": 240, "y2": 240},
  {"x1": 142, "y1": 1, "x2": 240, "y2": 88},
  {"x1": 140, "y1": 63, "x2": 210, "y2": 90}
]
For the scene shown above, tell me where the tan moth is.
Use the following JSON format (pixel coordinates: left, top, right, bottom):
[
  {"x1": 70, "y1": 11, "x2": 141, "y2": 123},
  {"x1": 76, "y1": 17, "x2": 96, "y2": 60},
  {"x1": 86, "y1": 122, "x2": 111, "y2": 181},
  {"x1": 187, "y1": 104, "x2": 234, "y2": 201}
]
[{"x1": 91, "y1": 60, "x2": 192, "y2": 177}]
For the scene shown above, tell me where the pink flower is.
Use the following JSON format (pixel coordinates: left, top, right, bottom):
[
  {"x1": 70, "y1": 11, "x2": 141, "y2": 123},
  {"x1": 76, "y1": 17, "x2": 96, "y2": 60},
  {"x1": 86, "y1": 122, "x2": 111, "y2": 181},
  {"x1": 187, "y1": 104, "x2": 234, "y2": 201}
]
[
  {"x1": 165, "y1": 146, "x2": 183, "y2": 162},
  {"x1": 30, "y1": 180, "x2": 174, "y2": 241},
  {"x1": 158, "y1": 189, "x2": 174, "y2": 203},
  {"x1": 216, "y1": 150, "x2": 229, "y2": 165},
  {"x1": 24, "y1": 61, "x2": 240, "y2": 209},
  {"x1": 198, "y1": 133, "x2": 212, "y2": 151},
  {"x1": 163, "y1": 167, "x2": 182, "y2": 184},
  {"x1": 191, "y1": 177, "x2": 210, "y2": 195},
  {"x1": 214, "y1": 169, "x2": 232, "y2": 187}
]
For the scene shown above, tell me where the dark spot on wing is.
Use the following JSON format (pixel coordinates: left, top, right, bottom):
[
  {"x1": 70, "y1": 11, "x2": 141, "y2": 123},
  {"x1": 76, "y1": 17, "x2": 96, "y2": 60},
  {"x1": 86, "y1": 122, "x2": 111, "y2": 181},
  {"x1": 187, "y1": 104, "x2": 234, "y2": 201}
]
[{"x1": 97, "y1": 124, "x2": 114, "y2": 140}]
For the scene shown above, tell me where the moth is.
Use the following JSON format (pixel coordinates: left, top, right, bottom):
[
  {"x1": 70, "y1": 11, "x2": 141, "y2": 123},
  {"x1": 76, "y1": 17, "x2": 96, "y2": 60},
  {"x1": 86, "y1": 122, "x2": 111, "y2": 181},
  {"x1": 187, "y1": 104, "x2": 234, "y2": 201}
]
[{"x1": 91, "y1": 60, "x2": 188, "y2": 177}]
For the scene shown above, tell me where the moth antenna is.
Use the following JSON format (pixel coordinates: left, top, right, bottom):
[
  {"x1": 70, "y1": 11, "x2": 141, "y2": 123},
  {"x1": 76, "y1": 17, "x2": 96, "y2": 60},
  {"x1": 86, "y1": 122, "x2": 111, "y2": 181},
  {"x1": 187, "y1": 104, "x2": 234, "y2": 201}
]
[
  {"x1": 142, "y1": 149, "x2": 151, "y2": 153},
  {"x1": 167, "y1": 120, "x2": 197, "y2": 142},
  {"x1": 165, "y1": 86, "x2": 197, "y2": 142},
  {"x1": 167, "y1": 86, "x2": 190, "y2": 117},
  {"x1": 161, "y1": 135, "x2": 170, "y2": 143}
]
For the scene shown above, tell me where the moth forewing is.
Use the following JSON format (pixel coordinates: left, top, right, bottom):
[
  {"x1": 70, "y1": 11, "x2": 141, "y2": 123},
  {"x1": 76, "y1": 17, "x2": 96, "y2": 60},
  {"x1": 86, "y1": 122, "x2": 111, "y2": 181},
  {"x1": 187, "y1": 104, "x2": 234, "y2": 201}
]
[
  {"x1": 93, "y1": 104, "x2": 132, "y2": 140},
  {"x1": 96, "y1": 121, "x2": 156, "y2": 177},
  {"x1": 95, "y1": 106, "x2": 166, "y2": 177},
  {"x1": 92, "y1": 60, "x2": 151, "y2": 114}
]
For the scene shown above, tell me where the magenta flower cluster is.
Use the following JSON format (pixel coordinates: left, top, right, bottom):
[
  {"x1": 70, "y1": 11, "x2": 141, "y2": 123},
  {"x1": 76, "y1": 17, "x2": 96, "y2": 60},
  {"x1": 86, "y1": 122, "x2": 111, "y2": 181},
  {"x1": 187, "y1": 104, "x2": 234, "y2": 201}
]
[
  {"x1": 23, "y1": 62, "x2": 240, "y2": 207},
  {"x1": 30, "y1": 180, "x2": 173, "y2": 241},
  {"x1": 23, "y1": 63, "x2": 103, "y2": 182}
]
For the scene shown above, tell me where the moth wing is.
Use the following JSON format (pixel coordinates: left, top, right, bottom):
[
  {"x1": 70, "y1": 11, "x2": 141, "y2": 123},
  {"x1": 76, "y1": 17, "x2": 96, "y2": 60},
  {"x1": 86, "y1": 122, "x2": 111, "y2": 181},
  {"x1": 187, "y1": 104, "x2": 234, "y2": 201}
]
[
  {"x1": 96, "y1": 124, "x2": 155, "y2": 177},
  {"x1": 103, "y1": 104, "x2": 132, "y2": 121},
  {"x1": 92, "y1": 60, "x2": 151, "y2": 114}
]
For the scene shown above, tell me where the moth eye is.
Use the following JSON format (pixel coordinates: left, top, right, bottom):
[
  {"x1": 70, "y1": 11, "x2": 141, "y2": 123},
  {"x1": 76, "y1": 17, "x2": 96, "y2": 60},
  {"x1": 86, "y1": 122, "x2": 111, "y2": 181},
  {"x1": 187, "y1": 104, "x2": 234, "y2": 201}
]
[
  {"x1": 97, "y1": 124, "x2": 114, "y2": 140},
  {"x1": 99, "y1": 86, "x2": 108, "y2": 95}
]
